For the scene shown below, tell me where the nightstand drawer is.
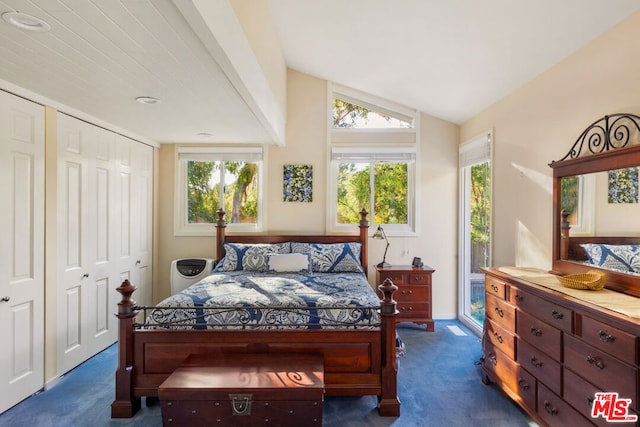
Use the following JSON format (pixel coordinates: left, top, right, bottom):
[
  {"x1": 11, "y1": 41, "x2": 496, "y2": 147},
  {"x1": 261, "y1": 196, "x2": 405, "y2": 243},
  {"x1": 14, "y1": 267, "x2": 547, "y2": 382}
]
[
  {"x1": 408, "y1": 273, "x2": 431, "y2": 285},
  {"x1": 379, "y1": 273, "x2": 405, "y2": 285},
  {"x1": 398, "y1": 301, "x2": 429, "y2": 315},
  {"x1": 396, "y1": 285, "x2": 429, "y2": 301}
]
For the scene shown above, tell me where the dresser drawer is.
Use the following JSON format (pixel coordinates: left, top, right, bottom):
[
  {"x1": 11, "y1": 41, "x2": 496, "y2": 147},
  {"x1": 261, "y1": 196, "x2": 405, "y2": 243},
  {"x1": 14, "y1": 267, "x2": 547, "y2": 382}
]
[
  {"x1": 517, "y1": 338, "x2": 562, "y2": 395},
  {"x1": 516, "y1": 310, "x2": 562, "y2": 361},
  {"x1": 538, "y1": 383, "x2": 592, "y2": 427},
  {"x1": 564, "y1": 334, "x2": 637, "y2": 410},
  {"x1": 579, "y1": 315, "x2": 637, "y2": 365},
  {"x1": 485, "y1": 293, "x2": 516, "y2": 330},
  {"x1": 396, "y1": 285, "x2": 428, "y2": 302},
  {"x1": 483, "y1": 342, "x2": 536, "y2": 410},
  {"x1": 485, "y1": 317, "x2": 516, "y2": 359},
  {"x1": 485, "y1": 275, "x2": 506, "y2": 300},
  {"x1": 510, "y1": 287, "x2": 572, "y2": 333},
  {"x1": 563, "y1": 368, "x2": 630, "y2": 427}
]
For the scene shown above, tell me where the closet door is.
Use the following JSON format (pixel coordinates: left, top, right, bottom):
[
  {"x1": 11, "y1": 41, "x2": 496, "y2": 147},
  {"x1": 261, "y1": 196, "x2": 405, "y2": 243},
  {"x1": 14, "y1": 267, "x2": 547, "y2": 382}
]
[
  {"x1": 57, "y1": 115, "x2": 119, "y2": 374},
  {"x1": 0, "y1": 92, "x2": 45, "y2": 413},
  {"x1": 116, "y1": 137, "x2": 153, "y2": 308}
]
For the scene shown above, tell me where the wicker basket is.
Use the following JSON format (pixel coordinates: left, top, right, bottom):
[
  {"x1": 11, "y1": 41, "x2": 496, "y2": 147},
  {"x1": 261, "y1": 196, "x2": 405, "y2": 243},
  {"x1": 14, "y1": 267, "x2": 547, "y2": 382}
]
[{"x1": 558, "y1": 270, "x2": 606, "y2": 291}]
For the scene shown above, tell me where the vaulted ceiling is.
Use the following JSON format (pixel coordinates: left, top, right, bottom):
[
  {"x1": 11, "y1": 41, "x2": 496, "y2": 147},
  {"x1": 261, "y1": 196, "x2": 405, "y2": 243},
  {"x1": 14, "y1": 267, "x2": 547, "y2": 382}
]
[{"x1": 1, "y1": 0, "x2": 638, "y2": 145}]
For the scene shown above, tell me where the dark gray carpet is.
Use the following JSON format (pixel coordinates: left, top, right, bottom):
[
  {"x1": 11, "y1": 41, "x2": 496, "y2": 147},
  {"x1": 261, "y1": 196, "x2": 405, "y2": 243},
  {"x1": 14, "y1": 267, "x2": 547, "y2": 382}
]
[{"x1": 0, "y1": 320, "x2": 536, "y2": 426}]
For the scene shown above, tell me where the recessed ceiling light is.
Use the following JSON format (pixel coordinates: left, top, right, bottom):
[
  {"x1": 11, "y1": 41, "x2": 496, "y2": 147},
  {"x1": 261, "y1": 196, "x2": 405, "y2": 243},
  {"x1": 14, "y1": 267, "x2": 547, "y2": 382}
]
[
  {"x1": 135, "y1": 96, "x2": 160, "y2": 105},
  {"x1": 2, "y1": 12, "x2": 50, "y2": 32}
]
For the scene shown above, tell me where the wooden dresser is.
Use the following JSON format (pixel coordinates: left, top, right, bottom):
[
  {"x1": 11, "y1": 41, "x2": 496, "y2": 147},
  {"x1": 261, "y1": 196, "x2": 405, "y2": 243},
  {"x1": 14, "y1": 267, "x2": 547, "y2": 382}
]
[
  {"x1": 482, "y1": 267, "x2": 640, "y2": 426},
  {"x1": 376, "y1": 265, "x2": 434, "y2": 331}
]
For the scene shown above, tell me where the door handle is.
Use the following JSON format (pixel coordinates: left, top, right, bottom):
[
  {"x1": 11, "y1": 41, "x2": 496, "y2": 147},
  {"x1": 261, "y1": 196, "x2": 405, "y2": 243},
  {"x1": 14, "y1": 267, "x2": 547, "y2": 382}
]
[
  {"x1": 1, "y1": 296, "x2": 9, "y2": 302},
  {"x1": 82, "y1": 273, "x2": 89, "y2": 278}
]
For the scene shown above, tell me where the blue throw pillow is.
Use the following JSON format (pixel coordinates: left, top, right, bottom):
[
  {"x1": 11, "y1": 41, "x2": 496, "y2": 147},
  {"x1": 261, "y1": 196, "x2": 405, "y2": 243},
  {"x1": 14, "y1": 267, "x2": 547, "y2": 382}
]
[
  {"x1": 214, "y1": 242, "x2": 291, "y2": 272},
  {"x1": 291, "y1": 242, "x2": 364, "y2": 273}
]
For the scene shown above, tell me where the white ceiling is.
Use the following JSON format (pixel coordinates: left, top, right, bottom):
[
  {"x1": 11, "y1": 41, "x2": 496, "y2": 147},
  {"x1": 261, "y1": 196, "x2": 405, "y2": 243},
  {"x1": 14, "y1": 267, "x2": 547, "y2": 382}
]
[
  {"x1": 268, "y1": 0, "x2": 640, "y2": 125},
  {"x1": 0, "y1": 0, "x2": 639, "y2": 145}
]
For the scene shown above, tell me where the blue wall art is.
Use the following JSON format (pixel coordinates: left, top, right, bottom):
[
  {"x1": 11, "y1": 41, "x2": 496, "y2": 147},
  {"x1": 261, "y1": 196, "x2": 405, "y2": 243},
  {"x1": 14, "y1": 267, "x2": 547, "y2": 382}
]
[{"x1": 283, "y1": 164, "x2": 313, "y2": 202}]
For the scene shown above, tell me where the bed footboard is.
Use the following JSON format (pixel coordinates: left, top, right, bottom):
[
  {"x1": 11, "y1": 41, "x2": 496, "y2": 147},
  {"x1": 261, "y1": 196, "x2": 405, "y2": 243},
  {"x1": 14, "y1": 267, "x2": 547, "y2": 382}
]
[{"x1": 111, "y1": 277, "x2": 399, "y2": 418}]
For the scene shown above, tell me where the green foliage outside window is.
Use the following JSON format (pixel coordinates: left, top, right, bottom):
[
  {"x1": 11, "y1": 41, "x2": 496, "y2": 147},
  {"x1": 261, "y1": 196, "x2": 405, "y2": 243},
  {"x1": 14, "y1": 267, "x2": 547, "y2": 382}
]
[
  {"x1": 336, "y1": 162, "x2": 408, "y2": 225},
  {"x1": 187, "y1": 160, "x2": 258, "y2": 224},
  {"x1": 470, "y1": 162, "x2": 491, "y2": 271}
]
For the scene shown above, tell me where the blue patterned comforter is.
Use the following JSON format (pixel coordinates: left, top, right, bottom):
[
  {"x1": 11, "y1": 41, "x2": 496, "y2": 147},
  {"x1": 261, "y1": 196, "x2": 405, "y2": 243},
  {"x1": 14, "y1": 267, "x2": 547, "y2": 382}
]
[{"x1": 146, "y1": 271, "x2": 382, "y2": 330}]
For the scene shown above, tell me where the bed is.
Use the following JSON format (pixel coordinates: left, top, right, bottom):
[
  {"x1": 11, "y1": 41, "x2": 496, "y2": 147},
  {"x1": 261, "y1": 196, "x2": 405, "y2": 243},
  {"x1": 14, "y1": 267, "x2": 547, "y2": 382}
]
[{"x1": 111, "y1": 209, "x2": 400, "y2": 418}]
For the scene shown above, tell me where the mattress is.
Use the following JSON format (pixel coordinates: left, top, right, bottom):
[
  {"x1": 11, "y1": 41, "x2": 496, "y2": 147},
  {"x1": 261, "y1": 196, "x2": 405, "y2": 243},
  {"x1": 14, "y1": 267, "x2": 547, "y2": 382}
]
[{"x1": 145, "y1": 271, "x2": 382, "y2": 330}]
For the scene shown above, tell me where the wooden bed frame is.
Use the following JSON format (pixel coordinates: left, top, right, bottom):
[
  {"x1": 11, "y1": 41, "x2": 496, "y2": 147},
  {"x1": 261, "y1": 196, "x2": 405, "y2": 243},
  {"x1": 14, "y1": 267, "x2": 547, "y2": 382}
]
[{"x1": 111, "y1": 209, "x2": 400, "y2": 418}]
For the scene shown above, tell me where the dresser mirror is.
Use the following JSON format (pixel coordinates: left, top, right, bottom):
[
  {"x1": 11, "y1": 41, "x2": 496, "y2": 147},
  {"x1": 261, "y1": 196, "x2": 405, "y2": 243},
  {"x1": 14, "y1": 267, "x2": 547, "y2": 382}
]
[{"x1": 549, "y1": 113, "x2": 640, "y2": 297}]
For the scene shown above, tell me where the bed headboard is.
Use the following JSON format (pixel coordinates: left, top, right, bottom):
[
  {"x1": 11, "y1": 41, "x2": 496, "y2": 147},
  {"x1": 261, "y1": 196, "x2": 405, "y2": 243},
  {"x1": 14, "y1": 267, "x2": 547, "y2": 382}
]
[{"x1": 214, "y1": 208, "x2": 370, "y2": 275}]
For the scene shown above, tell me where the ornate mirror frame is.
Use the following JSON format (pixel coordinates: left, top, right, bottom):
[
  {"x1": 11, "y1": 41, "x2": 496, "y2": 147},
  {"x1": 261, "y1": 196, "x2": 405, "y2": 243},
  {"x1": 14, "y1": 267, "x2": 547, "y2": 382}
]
[{"x1": 549, "y1": 113, "x2": 640, "y2": 297}]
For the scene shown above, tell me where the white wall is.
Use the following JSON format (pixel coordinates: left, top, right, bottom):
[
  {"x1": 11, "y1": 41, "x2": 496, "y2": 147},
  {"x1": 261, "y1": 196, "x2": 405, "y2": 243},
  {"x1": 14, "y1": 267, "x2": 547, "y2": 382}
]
[
  {"x1": 156, "y1": 69, "x2": 461, "y2": 318},
  {"x1": 461, "y1": 11, "x2": 640, "y2": 270}
]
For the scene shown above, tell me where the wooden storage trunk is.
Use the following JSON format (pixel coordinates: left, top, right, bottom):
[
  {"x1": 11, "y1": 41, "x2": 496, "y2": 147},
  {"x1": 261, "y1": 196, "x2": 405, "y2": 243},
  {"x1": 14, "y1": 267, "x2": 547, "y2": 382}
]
[{"x1": 159, "y1": 353, "x2": 324, "y2": 426}]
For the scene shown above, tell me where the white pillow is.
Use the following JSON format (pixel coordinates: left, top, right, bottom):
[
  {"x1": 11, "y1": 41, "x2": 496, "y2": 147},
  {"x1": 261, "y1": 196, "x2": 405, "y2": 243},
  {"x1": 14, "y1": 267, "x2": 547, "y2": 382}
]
[{"x1": 266, "y1": 253, "x2": 311, "y2": 273}]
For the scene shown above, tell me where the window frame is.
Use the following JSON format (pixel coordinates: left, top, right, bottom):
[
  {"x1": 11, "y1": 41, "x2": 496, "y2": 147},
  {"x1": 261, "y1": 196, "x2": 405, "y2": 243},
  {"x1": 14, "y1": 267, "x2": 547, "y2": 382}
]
[
  {"x1": 327, "y1": 83, "x2": 419, "y2": 235},
  {"x1": 174, "y1": 146, "x2": 265, "y2": 236}
]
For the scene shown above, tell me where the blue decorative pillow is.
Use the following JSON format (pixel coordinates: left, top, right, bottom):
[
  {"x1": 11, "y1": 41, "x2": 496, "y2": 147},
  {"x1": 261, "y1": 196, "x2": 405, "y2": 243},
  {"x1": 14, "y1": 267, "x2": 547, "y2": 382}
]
[
  {"x1": 266, "y1": 253, "x2": 312, "y2": 273},
  {"x1": 214, "y1": 242, "x2": 291, "y2": 272},
  {"x1": 291, "y1": 242, "x2": 364, "y2": 273},
  {"x1": 580, "y1": 244, "x2": 640, "y2": 273}
]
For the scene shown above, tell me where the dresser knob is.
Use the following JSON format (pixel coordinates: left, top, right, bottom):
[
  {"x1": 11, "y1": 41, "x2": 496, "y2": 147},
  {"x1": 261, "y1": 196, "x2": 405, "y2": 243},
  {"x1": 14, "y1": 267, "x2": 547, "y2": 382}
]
[
  {"x1": 530, "y1": 357, "x2": 543, "y2": 368},
  {"x1": 529, "y1": 327, "x2": 542, "y2": 336},
  {"x1": 598, "y1": 330, "x2": 615, "y2": 343},
  {"x1": 494, "y1": 307, "x2": 504, "y2": 317},
  {"x1": 551, "y1": 310, "x2": 563, "y2": 320},
  {"x1": 517, "y1": 378, "x2": 530, "y2": 390},
  {"x1": 586, "y1": 355, "x2": 605, "y2": 370},
  {"x1": 543, "y1": 400, "x2": 558, "y2": 415}
]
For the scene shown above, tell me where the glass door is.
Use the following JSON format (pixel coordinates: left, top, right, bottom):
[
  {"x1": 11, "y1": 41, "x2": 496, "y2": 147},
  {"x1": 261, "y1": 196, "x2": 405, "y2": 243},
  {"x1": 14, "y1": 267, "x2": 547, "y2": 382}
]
[{"x1": 458, "y1": 134, "x2": 492, "y2": 336}]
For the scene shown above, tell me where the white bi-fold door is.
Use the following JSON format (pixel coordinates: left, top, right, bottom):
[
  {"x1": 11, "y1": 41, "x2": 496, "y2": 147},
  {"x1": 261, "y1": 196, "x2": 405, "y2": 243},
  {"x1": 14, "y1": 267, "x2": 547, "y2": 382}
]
[
  {"x1": 57, "y1": 114, "x2": 153, "y2": 374},
  {"x1": 0, "y1": 91, "x2": 45, "y2": 413}
]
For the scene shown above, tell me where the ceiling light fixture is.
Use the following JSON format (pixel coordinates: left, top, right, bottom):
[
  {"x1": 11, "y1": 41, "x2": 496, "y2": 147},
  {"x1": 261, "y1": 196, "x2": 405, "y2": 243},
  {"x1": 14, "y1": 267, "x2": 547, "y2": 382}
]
[
  {"x1": 197, "y1": 132, "x2": 213, "y2": 138},
  {"x1": 2, "y1": 11, "x2": 51, "y2": 32},
  {"x1": 135, "y1": 96, "x2": 160, "y2": 105}
]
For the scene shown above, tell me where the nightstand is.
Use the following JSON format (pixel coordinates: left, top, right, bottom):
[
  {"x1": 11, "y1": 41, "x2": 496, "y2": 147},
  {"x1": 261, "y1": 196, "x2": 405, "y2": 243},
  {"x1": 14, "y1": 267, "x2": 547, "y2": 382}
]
[{"x1": 376, "y1": 265, "x2": 435, "y2": 331}]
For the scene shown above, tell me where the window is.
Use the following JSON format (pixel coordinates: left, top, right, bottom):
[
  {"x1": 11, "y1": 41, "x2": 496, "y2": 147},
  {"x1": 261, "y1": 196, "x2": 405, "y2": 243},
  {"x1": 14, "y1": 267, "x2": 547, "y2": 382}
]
[
  {"x1": 328, "y1": 84, "x2": 418, "y2": 234},
  {"x1": 174, "y1": 147, "x2": 263, "y2": 236}
]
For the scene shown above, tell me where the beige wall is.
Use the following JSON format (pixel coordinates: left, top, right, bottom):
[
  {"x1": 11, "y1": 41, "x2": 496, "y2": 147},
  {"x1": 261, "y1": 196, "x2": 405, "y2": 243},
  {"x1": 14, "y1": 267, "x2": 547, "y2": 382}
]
[
  {"x1": 156, "y1": 69, "x2": 460, "y2": 318},
  {"x1": 460, "y1": 12, "x2": 640, "y2": 270}
]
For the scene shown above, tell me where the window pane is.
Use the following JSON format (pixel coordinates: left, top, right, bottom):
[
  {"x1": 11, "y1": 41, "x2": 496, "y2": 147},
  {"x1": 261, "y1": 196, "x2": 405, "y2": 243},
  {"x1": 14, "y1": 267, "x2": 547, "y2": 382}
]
[
  {"x1": 561, "y1": 176, "x2": 579, "y2": 225},
  {"x1": 332, "y1": 98, "x2": 412, "y2": 129},
  {"x1": 374, "y1": 163, "x2": 408, "y2": 224},
  {"x1": 337, "y1": 163, "x2": 370, "y2": 224},
  {"x1": 222, "y1": 162, "x2": 258, "y2": 224},
  {"x1": 187, "y1": 161, "x2": 219, "y2": 224}
]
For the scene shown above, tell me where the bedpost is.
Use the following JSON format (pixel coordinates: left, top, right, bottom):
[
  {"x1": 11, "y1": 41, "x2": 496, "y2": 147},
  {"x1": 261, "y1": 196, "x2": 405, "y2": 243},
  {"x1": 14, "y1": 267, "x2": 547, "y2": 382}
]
[
  {"x1": 359, "y1": 208, "x2": 369, "y2": 275},
  {"x1": 111, "y1": 280, "x2": 141, "y2": 418},
  {"x1": 215, "y1": 209, "x2": 227, "y2": 262},
  {"x1": 378, "y1": 278, "x2": 400, "y2": 416}
]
